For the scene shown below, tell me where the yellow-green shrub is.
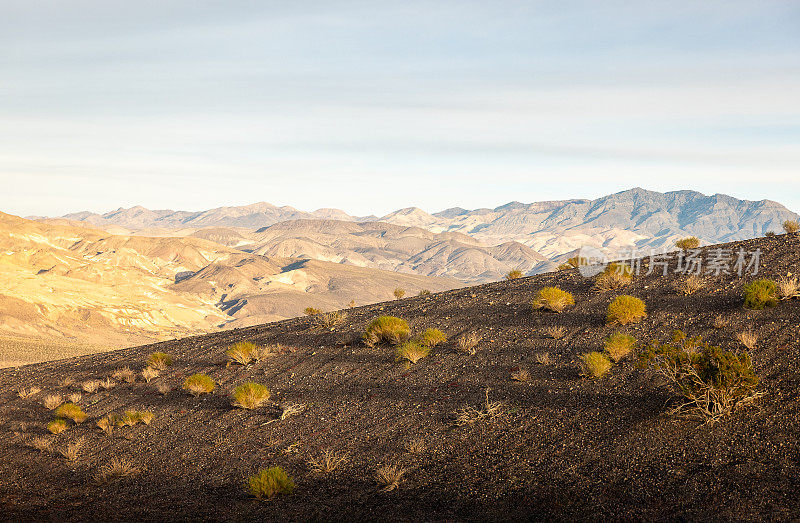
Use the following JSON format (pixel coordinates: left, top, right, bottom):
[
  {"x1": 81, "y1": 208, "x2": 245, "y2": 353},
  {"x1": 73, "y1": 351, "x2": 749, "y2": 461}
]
[
  {"x1": 580, "y1": 352, "x2": 613, "y2": 378},
  {"x1": 418, "y1": 328, "x2": 447, "y2": 348},
  {"x1": 607, "y1": 295, "x2": 646, "y2": 325},
  {"x1": 147, "y1": 352, "x2": 173, "y2": 370},
  {"x1": 395, "y1": 341, "x2": 430, "y2": 365},
  {"x1": 532, "y1": 287, "x2": 575, "y2": 313},
  {"x1": 247, "y1": 466, "x2": 295, "y2": 499},
  {"x1": 363, "y1": 316, "x2": 410, "y2": 347},
  {"x1": 594, "y1": 263, "x2": 633, "y2": 291},
  {"x1": 232, "y1": 382, "x2": 271, "y2": 410},
  {"x1": 743, "y1": 279, "x2": 778, "y2": 310},
  {"x1": 783, "y1": 219, "x2": 799, "y2": 234},
  {"x1": 505, "y1": 269, "x2": 523, "y2": 280},
  {"x1": 604, "y1": 332, "x2": 636, "y2": 362},
  {"x1": 675, "y1": 237, "x2": 700, "y2": 250},
  {"x1": 47, "y1": 419, "x2": 69, "y2": 434},
  {"x1": 55, "y1": 403, "x2": 87, "y2": 424},
  {"x1": 183, "y1": 373, "x2": 215, "y2": 396},
  {"x1": 226, "y1": 342, "x2": 259, "y2": 365}
]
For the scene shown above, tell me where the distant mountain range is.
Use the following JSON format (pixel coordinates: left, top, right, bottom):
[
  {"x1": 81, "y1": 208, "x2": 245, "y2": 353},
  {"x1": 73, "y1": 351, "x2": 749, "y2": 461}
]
[{"x1": 51, "y1": 188, "x2": 799, "y2": 261}]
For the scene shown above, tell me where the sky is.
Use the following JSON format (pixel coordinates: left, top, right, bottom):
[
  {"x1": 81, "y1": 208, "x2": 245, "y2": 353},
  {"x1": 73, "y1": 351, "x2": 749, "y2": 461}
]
[{"x1": 1, "y1": 0, "x2": 799, "y2": 217}]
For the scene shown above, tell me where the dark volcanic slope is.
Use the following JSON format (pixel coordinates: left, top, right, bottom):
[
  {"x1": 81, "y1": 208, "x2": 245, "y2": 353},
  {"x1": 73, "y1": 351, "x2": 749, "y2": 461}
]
[{"x1": 1, "y1": 234, "x2": 799, "y2": 521}]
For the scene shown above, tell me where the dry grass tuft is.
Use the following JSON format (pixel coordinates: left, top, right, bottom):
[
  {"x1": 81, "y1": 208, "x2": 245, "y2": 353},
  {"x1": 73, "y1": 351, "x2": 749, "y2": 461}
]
[
  {"x1": 736, "y1": 330, "x2": 758, "y2": 350},
  {"x1": 778, "y1": 276, "x2": 799, "y2": 299},
  {"x1": 455, "y1": 388, "x2": 505, "y2": 425},
  {"x1": 395, "y1": 341, "x2": 430, "y2": 365},
  {"x1": 55, "y1": 403, "x2": 88, "y2": 423},
  {"x1": 315, "y1": 310, "x2": 348, "y2": 331},
  {"x1": 455, "y1": 332, "x2": 480, "y2": 355},
  {"x1": 604, "y1": 332, "x2": 636, "y2": 362},
  {"x1": 155, "y1": 382, "x2": 172, "y2": 395},
  {"x1": 712, "y1": 314, "x2": 728, "y2": 329},
  {"x1": 226, "y1": 341, "x2": 259, "y2": 366},
  {"x1": 532, "y1": 286, "x2": 575, "y2": 313},
  {"x1": 376, "y1": 463, "x2": 407, "y2": 492},
  {"x1": 510, "y1": 369, "x2": 530, "y2": 382},
  {"x1": 81, "y1": 380, "x2": 101, "y2": 393},
  {"x1": 141, "y1": 367, "x2": 160, "y2": 383},
  {"x1": 59, "y1": 437, "x2": 84, "y2": 463},
  {"x1": 112, "y1": 367, "x2": 136, "y2": 383},
  {"x1": 147, "y1": 352, "x2": 173, "y2": 370},
  {"x1": 17, "y1": 386, "x2": 41, "y2": 399},
  {"x1": 405, "y1": 437, "x2": 426, "y2": 454},
  {"x1": 117, "y1": 410, "x2": 154, "y2": 427},
  {"x1": 97, "y1": 416, "x2": 115, "y2": 435},
  {"x1": 280, "y1": 403, "x2": 306, "y2": 420},
  {"x1": 42, "y1": 394, "x2": 64, "y2": 410},
  {"x1": 534, "y1": 352, "x2": 551, "y2": 365},
  {"x1": 27, "y1": 436, "x2": 53, "y2": 453},
  {"x1": 393, "y1": 288, "x2": 406, "y2": 299},
  {"x1": 607, "y1": 295, "x2": 647, "y2": 325},
  {"x1": 247, "y1": 467, "x2": 295, "y2": 499},
  {"x1": 580, "y1": 352, "x2": 613, "y2": 378},
  {"x1": 58, "y1": 377, "x2": 75, "y2": 388},
  {"x1": 100, "y1": 377, "x2": 116, "y2": 390},
  {"x1": 673, "y1": 274, "x2": 706, "y2": 295},
  {"x1": 307, "y1": 449, "x2": 349, "y2": 474},
  {"x1": 47, "y1": 419, "x2": 68, "y2": 434},
  {"x1": 543, "y1": 326, "x2": 566, "y2": 339},
  {"x1": 67, "y1": 392, "x2": 82, "y2": 404},
  {"x1": 183, "y1": 373, "x2": 215, "y2": 396},
  {"x1": 232, "y1": 382, "x2": 271, "y2": 410},
  {"x1": 505, "y1": 269, "x2": 523, "y2": 280},
  {"x1": 96, "y1": 457, "x2": 140, "y2": 482}
]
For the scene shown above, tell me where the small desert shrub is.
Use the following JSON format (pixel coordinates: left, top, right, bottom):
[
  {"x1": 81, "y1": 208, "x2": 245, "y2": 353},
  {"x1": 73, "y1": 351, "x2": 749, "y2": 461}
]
[
  {"x1": 42, "y1": 394, "x2": 63, "y2": 410},
  {"x1": 532, "y1": 286, "x2": 575, "y2": 313},
  {"x1": 141, "y1": 367, "x2": 160, "y2": 383},
  {"x1": 505, "y1": 269, "x2": 523, "y2": 280},
  {"x1": 543, "y1": 326, "x2": 566, "y2": 339},
  {"x1": 418, "y1": 328, "x2": 447, "y2": 348},
  {"x1": 147, "y1": 352, "x2": 173, "y2": 370},
  {"x1": 418, "y1": 289, "x2": 431, "y2": 296},
  {"x1": 675, "y1": 237, "x2": 700, "y2": 250},
  {"x1": 226, "y1": 341, "x2": 259, "y2": 366},
  {"x1": 17, "y1": 386, "x2": 41, "y2": 399},
  {"x1": 307, "y1": 449, "x2": 348, "y2": 474},
  {"x1": 96, "y1": 457, "x2": 139, "y2": 482},
  {"x1": 100, "y1": 378, "x2": 116, "y2": 390},
  {"x1": 55, "y1": 403, "x2": 87, "y2": 424},
  {"x1": 765, "y1": 231, "x2": 776, "y2": 237},
  {"x1": 59, "y1": 377, "x2": 75, "y2": 388},
  {"x1": 280, "y1": 403, "x2": 306, "y2": 420},
  {"x1": 183, "y1": 373, "x2": 215, "y2": 396},
  {"x1": 557, "y1": 263, "x2": 573, "y2": 271},
  {"x1": 640, "y1": 331, "x2": 760, "y2": 422},
  {"x1": 712, "y1": 314, "x2": 728, "y2": 329},
  {"x1": 743, "y1": 279, "x2": 778, "y2": 310},
  {"x1": 112, "y1": 367, "x2": 136, "y2": 383},
  {"x1": 778, "y1": 276, "x2": 799, "y2": 299},
  {"x1": 673, "y1": 274, "x2": 705, "y2": 295},
  {"x1": 247, "y1": 466, "x2": 295, "y2": 500},
  {"x1": 59, "y1": 438, "x2": 84, "y2": 463},
  {"x1": 393, "y1": 288, "x2": 406, "y2": 299},
  {"x1": 232, "y1": 382, "x2": 271, "y2": 410},
  {"x1": 67, "y1": 393, "x2": 82, "y2": 404},
  {"x1": 304, "y1": 306, "x2": 321, "y2": 316},
  {"x1": 783, "y1": 219, "x2": 800, "y2": 234},
  {"x1": 155, "y1": 382, "x2": 172, "y2": 395},
  {"x1": 736, "y1": 330, "x2": 758, "y2": 350},
  {"x1": 315, "y1": 310, "x2": 347, "y2": 331},
  {"x1": 594, "y1": 262, "x2": 633, "y2": 291},
  {"x1": 580, "y1": 352, "x2": 613, "y2": 378},
  {"x1": 395, "y1": 341, "x2": 430, "y2": 365},
  {"x1": 511, "y1": 369, "x2": 530, "y2": 382},
  {"x1": 455, "y1": 388, "x2": 505, "y2": 425},
  {"x1": 455, "y1": 331, "x2": 480, "y2": 355},
  {"x1": 363, "y1": 316, "x2": 411, "y2": 347},
  {"x1": 376, "y1": 464, "x2": 407, "y2": 492},
  {"x1": 47, "y1": 419, "x2": 68, "y2": 434},
  {"x1": 604, "y1": 332, "x2": 636, "y2": 362},
  {"x1": 81, "y1": 380, "x2": 101, "y2": 393},
  {"x1": 534, "y1": 352, "x2": 551, "y2": 365},
  {"x1": 607, "y1": 295, "x2": 647, "y2": 325}
]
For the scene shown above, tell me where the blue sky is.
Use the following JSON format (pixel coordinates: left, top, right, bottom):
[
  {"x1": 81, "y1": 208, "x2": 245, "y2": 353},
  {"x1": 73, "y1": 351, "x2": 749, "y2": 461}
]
[{"x1": 1, "y1": 0, "x2": 799, "y2": 216}]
